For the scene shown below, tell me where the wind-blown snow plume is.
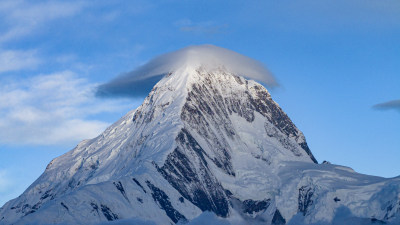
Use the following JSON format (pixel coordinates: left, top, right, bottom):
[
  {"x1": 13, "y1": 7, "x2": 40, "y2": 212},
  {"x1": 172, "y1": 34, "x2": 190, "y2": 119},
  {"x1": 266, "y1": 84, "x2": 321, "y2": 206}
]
[{"x1": 96, "y1": 44, "x2": 277, "y2": 98}]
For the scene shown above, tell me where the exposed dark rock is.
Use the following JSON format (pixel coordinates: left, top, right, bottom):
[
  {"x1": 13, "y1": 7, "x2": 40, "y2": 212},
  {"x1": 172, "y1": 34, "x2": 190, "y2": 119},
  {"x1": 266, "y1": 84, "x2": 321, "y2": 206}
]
[
  {"x1": 113, "y1": 181, "x2": 129, "y2": 202},
  {"x1": 272, "y1": 209, "x2": 286, "y2": 225},
  {"x1": 242, "y1": 81, "x2": 317, "y2": 163},
  {"x1": 60, "y1": 202, "x2": 69, "y2": 211},
  {"x1": 334, "y1": 197, "x2": 341, "y2": 202},
  {"x1": 100, "y1": 204, "x2": 118, "y2": 221},
  {"x1": 18, "y1": 203, "x2": 37, "y2": 216},
  {"x1": 90, "y1": 202, "x2": 100, "y2": 216},
  {"x1": 383, "y1": 201, "x2": 396, "y2": 220},
  {"x1": 298, "y1": 186, "x2": 314, "y2": 216},
  {"x1": 181, "y1": 80, "x2": 236, "y2": 176},
  {"x1": 242, "y1": 199, "x2": 270, "y2": 214},
  {"x1": 32, "y1": 203, "x2": 40, "y2": 210},
  {"x1": 132, "y1": 178, "x2": 147, "y2": 193},
  {"x1": 24, "y1": 210, "x2": 35, "y2": 216},
  {"x1": 299, "y1": 142, "x2": 317, "y2": 163},
  {"x1": 264, "y1": 122, "x2": 302, "y2": 157},
  {"x1": 156, "y1": 129, "x2": 229, "y2": 217},
  {"x1": 0, "y1": 67, "x2": 327, "y2": 225},
  {"x1": 225, "y1": 189, "x2": 233, "y2": 197},
  {"x1": 182, "y1": 71, "x2": 317, "y2": 168},
  {"x1": 146, "y1": 181, "x2": 186, "y2": 223},
  {"x1": 40, "y1": 190, "x2": 52, "y2": 200},
  {"x1": 371, "y1": 217, "x2": 386, "y2": 224},
  {"x1": 90, "y1": 162, "x2": 98, "y2": 170}
]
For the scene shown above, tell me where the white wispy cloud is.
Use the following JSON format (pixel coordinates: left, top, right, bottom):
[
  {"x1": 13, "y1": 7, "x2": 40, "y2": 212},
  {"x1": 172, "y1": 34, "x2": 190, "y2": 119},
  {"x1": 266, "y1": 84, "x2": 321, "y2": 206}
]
[
  {"x1": 0, "y1": 0, "x2": 85, "y2": 43},
  {"x1": 97, "y1": 45, "x2": 277, "y2": 98},
  {"x1": 0, "y1": 1, "x2": 85, "y2": 73},
  {"x1": 0, "y1": 71, "x2": 132, "y2": 145},
  {"x1": 0, "y1": 49, "x2": 41, "y2": 73}
]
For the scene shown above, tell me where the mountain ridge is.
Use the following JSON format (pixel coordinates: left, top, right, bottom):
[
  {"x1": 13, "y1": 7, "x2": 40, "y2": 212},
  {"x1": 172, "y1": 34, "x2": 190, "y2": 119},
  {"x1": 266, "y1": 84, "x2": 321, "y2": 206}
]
[{"x1": 1, "y1": 60, "x2": 399, "y2": 225}]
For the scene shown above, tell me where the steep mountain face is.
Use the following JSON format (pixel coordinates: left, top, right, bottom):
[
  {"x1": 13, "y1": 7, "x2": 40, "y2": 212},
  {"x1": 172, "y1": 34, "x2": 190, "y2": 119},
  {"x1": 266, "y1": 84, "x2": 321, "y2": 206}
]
[{"x1": 1, "y1": 65, "x2": 399, "y2": 225}]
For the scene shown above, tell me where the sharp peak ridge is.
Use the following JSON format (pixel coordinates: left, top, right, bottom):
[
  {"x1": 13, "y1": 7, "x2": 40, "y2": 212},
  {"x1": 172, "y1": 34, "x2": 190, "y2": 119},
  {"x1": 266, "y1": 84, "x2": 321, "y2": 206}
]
[
  {"x1": 134, "y1": 44, "x2": 277, "y2": 86},
  {"x1": 96, "y1": 45, "x2": 278, "y2": 99},
  {"x1": 154, "y1": 65, "x2": 268, "y2": 90},
  {"x1": 139, "y1": 66, "x2": 273, "y2": 116}
]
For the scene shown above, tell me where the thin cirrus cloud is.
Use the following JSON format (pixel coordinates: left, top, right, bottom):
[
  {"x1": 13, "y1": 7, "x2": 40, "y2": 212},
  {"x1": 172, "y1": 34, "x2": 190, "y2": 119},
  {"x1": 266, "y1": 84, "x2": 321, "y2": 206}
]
[
  {"x1": 373, "y1": 99, "x2": 400, "y2": 112},
  {"x1": 0, "y1": 71, "x2": 131, "y2": 146},
  {"x1": 96, "y1": 44, "x2": 277, "y2": 98},
  {"x1": 0, "y1": 49, "x2": 41, "y2": 73},
  {"x1": 0, "y1": 0, "x2": 85, "y2": 44},
  {"x1": 0, "y1": 1, "x2": 85, "y2": 75}
]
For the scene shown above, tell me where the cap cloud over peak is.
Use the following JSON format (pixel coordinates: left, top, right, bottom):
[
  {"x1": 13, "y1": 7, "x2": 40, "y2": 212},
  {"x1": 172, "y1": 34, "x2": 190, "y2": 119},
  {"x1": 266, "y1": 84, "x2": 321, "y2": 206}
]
[{"x1": 96, "y1": 45, "x2": 277, "y2": 98}]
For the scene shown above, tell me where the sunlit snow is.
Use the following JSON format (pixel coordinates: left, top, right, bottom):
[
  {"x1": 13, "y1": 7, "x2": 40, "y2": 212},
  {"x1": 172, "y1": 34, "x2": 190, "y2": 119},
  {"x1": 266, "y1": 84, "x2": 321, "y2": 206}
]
[{"x1": 97, "y1": 44, "x2": 277, "y2": 98}]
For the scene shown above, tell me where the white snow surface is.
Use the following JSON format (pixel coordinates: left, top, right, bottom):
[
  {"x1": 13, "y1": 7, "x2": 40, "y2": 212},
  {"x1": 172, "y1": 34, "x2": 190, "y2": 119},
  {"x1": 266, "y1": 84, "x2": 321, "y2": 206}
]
[
  {"x1": 0, "y1": 65, "x2": 399, "y2": 225},
  {"x1": 98, "y1": 45, "x2": 277, "y2": 96}
]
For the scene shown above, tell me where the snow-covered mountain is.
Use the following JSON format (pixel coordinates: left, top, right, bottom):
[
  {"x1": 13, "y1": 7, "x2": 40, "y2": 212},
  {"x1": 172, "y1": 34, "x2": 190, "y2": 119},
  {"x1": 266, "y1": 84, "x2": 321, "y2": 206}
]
[{"x1": 1, "y1": 46, "x2": 399, "y2": 225}]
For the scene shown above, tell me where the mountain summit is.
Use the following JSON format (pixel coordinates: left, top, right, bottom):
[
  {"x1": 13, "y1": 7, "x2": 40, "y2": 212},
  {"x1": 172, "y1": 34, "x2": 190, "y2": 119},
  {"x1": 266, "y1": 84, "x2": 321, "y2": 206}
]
[
  {"x1": 1, "y1": 46, "x2": 399, "y2": 225},
  {"x1": 96, "y1": 45, "x2": 277, "y2": 98}
]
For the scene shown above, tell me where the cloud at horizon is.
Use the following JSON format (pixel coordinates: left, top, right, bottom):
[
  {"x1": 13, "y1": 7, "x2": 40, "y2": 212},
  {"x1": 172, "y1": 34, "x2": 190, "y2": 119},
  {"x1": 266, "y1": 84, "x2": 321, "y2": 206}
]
[
  {"x1": 373, "y1": 99, "x2": 400, "y2": 112},
  {"x1": 96, "y1": 44, "x2": 278, "y2": 98}
]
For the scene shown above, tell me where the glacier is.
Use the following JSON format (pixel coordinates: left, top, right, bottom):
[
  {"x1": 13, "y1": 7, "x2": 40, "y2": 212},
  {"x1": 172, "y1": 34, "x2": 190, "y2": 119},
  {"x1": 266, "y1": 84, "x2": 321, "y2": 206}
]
[{"x1": 0, "y1": 46, "x2": 399, "y2": 225}]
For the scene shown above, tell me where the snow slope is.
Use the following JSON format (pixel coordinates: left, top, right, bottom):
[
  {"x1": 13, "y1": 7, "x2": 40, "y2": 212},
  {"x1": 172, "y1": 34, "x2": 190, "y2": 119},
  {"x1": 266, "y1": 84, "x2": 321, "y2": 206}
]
[{"x1": 1, "y1": 61, "x2": 399, "y2": 225}]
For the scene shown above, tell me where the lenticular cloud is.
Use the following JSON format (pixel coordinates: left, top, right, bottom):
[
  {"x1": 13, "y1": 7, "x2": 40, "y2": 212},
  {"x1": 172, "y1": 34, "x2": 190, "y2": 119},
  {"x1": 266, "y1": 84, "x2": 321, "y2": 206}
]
[
  {"x1": 373, "y1": 99, "x2": 400, "y2": 112},
  {"x1": 96, "y1": 44, "x2": 277, "y2": 98}
]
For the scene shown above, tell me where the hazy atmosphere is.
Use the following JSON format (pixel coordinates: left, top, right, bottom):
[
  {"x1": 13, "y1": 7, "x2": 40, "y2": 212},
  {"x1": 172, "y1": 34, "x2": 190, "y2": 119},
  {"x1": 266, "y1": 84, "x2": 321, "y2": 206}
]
[{"x1": 0, "y1": 0, "x2": 399, "y2": 208}]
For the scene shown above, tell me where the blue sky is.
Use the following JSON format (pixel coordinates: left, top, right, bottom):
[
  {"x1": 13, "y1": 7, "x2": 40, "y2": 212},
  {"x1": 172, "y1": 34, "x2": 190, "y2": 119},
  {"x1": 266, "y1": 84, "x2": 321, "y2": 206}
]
[{"x1": 0, "y1": 0, "x2": 399, "y2": 206}]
